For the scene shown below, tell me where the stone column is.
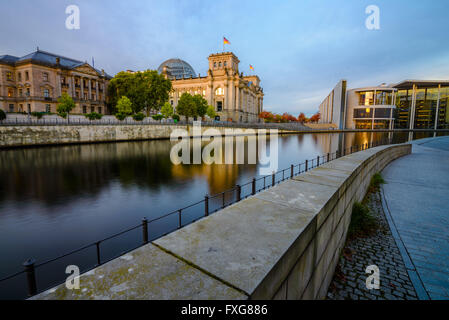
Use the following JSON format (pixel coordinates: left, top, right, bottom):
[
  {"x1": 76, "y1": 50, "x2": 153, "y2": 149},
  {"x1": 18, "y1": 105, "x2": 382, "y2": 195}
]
[
  {"x1": 80, "y1": 77, "x2": 84, "y2": 100},
  {"x1": 57, "y1": 73, "x2": 62, "y2": 97},
  {"x1": 88, "y1": 79, "x2": 92, "y2": 100},
  {"x1": 235, "y1": 85, "x2": 240, "y2": 112},
  {"x1": 96, "y1": 80, "x2": 99, "y2": 101}
]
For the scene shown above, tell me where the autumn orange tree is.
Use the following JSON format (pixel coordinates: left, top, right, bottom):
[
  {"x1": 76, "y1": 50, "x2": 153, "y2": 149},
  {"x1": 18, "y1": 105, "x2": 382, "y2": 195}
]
[
  {"x1": 297, "y1": 112, "x2": 307, "y2": 123},
  {"x1": 309, "y1": 112, "x2": 321, "y2": 123}
]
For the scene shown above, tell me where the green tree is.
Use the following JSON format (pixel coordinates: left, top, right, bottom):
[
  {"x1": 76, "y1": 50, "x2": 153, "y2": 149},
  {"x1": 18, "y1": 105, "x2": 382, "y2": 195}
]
[
  {"x1": 206, "y1": 105, "x2": 216, "y2": 119},
  {"x1": 57, "y1": 93, "x2": 75, "y2": 118},
  {"x1": 193, "y1": 94, "x2": 208, "y2": 119},
  {"x1": 161, "y1": 102, "x2": 174, "y2": 118},
  {"x1": 115, "y1": 96, "x2": 133, "y2": 120},
  {"x1": 107, "y1": 70, "x2": 172, "y2": 114},
  {"x1": 176, "y1": 93, "x2": 196, "y2": 121}
]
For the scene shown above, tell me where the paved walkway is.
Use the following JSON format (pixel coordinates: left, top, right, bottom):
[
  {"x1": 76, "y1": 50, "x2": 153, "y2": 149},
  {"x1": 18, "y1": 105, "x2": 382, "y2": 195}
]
[
  {"x1": 382, "y1": 136, "x2": 449, "y2": 300},
  {"x1": 326, "y1": 191, "x2": 418, "y2": 300}
]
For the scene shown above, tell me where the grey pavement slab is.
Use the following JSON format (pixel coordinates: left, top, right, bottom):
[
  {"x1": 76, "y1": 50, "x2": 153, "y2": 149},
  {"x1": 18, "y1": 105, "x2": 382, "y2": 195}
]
[
  {"x1": 155, "y1": 196, "x2": 316, "y2": 297},
  {"x1": 382, "y1": 136, "x2": 449, "y2": 300},
  {"x1": 31, "y1": 243, "x2": 247, "y2": 300}
]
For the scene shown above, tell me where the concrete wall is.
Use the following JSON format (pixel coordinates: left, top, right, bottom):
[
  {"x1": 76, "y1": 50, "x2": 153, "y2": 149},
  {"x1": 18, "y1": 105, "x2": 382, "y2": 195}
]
[
  {"x1": 0, "y1": 124, "x2": 302, "y2": 148},
  {"x1": 32, "y1": 143, "x2": 411, "y2": 300}
]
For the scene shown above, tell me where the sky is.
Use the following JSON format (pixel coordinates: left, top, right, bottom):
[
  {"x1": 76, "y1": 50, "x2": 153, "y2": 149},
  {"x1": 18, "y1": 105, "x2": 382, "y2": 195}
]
[{"x1": 1, "y1": 0, "x2": 449, "y2": 116}]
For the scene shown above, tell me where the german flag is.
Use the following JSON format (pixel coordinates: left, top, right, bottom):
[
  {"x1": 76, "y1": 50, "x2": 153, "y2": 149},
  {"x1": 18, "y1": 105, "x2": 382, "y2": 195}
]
[{"x1": 223, "y1": 36, "x2": 230, "y2": 45}]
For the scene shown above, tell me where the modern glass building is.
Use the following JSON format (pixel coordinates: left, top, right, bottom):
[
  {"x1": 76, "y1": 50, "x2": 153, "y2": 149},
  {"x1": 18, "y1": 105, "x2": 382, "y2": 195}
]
[
  {"x1": 345, "y1": 86, "x2": 396, "y2": 130},
  {"x1": 319, "y1": 79, "x2": 449, "y2": 130},
  {"x1": 393, "y1": 80, "x2": 449, "y2": 129}
]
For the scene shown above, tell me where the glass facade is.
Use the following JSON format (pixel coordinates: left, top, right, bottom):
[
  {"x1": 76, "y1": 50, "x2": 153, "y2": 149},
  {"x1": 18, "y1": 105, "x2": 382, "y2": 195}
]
[
  {"x1": 394, "y1": 84, "x2": 449, "y2": 129},
  {"x1": 438, "y1": 87, "x2": 449, "y2": 129},
  {"x1": 395, "y1": 89, "x2": 413, "y2": 129},
  {"x1": 354, "y1": 108, "x2": 373, "y2": 118},
  {"x1": 358, "y1": 91, "x2": 374, "y2": 105}
]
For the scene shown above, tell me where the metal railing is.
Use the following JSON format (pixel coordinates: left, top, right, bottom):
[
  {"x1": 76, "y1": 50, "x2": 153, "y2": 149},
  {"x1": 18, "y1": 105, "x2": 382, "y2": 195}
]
[{"x1": 0, "y1": 137, "x2": 394, "y2": 299}]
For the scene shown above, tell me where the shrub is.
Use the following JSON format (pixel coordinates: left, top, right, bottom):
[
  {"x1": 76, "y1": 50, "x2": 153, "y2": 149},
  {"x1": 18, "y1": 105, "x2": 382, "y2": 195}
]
[
  {"x1": 132, "y1": 113, "x2": 145, "y2": 121},
  {"x1": 31, "y1": 112, "x2": 44, "y2": 119},
  {"x1": 58, "y1": 112, "x2": 68, "y2": 119},
  {"x1": 85, "y1": 112, "x2": 103, "y2": 120},
  {"x1": 0, "y1": 109, "x2": 6, "y2": 121},
  {"x1": 172, "y1": 114, "x2": 180, "y2": 121},
  {"x1": 369, "y1": 173, "x2": 385, "y2": 192},
  {"x1": 348, "y1": 202, "x2": 377, "y2": 239},
  {"x1": 152, "y1": 114, "x2": 163, "y2": 121},
  {"x1": 115, "y1": 112, "x2": 127, "y2": 121}
]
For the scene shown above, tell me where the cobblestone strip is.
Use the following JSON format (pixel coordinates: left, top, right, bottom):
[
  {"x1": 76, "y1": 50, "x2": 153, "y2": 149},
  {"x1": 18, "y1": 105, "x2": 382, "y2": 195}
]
[{"x1": 326, "y1": 190, "x2": 418, "y2": 300}]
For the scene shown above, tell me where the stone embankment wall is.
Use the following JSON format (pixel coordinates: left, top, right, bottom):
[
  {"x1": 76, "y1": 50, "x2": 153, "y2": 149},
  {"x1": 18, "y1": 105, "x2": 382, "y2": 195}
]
[
  {"x1": 33, "y1": 143, "x2": 411, "y2": 300},
  {"x1": 0, "y1": 124, "x2": 303, "y2": 148}
]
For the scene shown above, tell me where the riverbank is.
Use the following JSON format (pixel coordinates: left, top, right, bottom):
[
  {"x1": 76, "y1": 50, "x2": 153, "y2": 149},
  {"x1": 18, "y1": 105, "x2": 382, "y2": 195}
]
[{"x1": 1, "y1": 121, "x2": 448, "y2": 149}]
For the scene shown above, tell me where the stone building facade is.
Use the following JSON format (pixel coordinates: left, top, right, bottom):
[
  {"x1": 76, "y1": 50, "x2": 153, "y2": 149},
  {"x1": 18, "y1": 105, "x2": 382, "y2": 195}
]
[
  {"x1": 159, "y1": 52, "x2": 264, "y2": 123},
  {"x1": 0, "y1": 49, "x2": 111, "y2": 114}
]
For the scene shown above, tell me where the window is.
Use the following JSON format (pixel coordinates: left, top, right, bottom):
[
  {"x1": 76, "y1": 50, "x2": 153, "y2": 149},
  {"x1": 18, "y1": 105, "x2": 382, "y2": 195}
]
[
  {"x1": 19, "y1": 104, "x2": 23, "y2": 112},
  {"x1": 43, "y1": 72, "x2": 49, "y2": 82},
  {"x1": 354, "y1": 108, "x2": 373, "y2": 118},
  {"x1": 170, "y1": 100, "x2": 173, "y2": 105},
  {"x1": 358, "y1": 91, "x2": 374, "y2": 106},
  {"x1": 92, "y1": 94, "x2": 96, "y2": 101},
  {"x1": 27, "y1": 104, "x2": 31, "y2": 113},
  {"x1": 26, "y1": 88, "x2": 30, "y2": 96},
  {"x1": 61, "y1": 77, "x2": 66, "y2": 84},
  {"x1": 217, "y1": 101, "x2": 223, "y2": 111},
  {"x1": 18, "y1": 72, "x2": 22, "y2": 82},
  {"x1": 215, "y1": 87, "x2": 224, "y2": 96},
  {"x1": 202, "y1": 90, "x2": 206, "y2": 96},
  {"x1": 9, "y1": 104, "x2": 14, "y2": 112},
  {"x1": 45, "y1": 104, "x2": 51, "y2": 113},
  {"x1": 214, "y1": 62, "x2": 217, "y2": 68},
  {"x1": 224, "y1": 61, "x2": 227, "y2": 67},
  {"x1": 374, "y1": 108, "x2": 392, "y2": 118},
  {"x1": 19, "y1": 89, "x2": 23, "y2": 97},
  {"x1": 91, "y1": 106, "x2": 94, "y2": 113},
  {"x1": 84, "y1": 93, "x2": 88, "y2": 100},
  {"x1": 83, "y1": 105, "x2": 87, "y2": 113},
  {"x1": 7, "y1": 88, "x2": 13, "y2": 97},
  {"x1": 219, "y1": 62, "x2": 222, "y2": 67},
  {"x1": 25, "y1": 71, "x2": 29, "y2": 81},
  {"x1": 98, "y1": 107, "x2": 102, "y2": 114},
  {"x1": 6, "y1": 72, "x2": 12, "y2": 81},
  {"x1": 43, "y1": 89, "x2": 50, "y2": 97}
]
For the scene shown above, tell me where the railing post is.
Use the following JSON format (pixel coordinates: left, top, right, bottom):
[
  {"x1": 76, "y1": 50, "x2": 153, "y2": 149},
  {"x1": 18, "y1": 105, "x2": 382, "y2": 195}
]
[
  {"x1": 317, "y1": 155, "x2": 320, "y2": 167},
  {"x1": 290, "y1": 164, "x2": 294, "y2": 178},
  {"x1": 142, "y1": 217, "x2": 148, "y2": 244},
  {"x1": 272, "y1": 172, "x2": 275, "y2": 186},
  {"x1": 96, "y1": 241, "x2": 101, "y2": 265},
  {"x1": 350, "y1": 146, "x2": 353, "y2": 154},
  {"x1": 205, "y1": 194, "x2": 209, "y2": 216},
  {"x1": 305, "y1": 159, "x2": 308, "y2": 172},
  {"x1": 252, "y1": 178, "x2": 256, "y2": 195},
  {"x1": 178, "y1": 209, "x2": 182, "y2": 229},
  {"x1": 327, "y1": 153, "x2": 330, "y2": 163},
  {"x1": 236, "y1": 185, "x2": 241, "y2": 202},
  {"x1": 23, "y1": 258, "x2": 37, "y2": 297}
]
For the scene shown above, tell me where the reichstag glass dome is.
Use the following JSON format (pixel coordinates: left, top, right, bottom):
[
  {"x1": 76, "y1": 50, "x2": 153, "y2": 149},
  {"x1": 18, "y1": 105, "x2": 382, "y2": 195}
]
[{"x1": 157, "y1": 58, "x2": 197, "y2": 79}]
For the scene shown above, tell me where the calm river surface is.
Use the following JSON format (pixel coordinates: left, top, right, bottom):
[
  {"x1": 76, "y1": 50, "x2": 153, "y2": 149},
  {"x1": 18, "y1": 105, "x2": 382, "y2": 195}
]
[{"x1": 0, "y1": 131, "x2": 445, "y2": 298}]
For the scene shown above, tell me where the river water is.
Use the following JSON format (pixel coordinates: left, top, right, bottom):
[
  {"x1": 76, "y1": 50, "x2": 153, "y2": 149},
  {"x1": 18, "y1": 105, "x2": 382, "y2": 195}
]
[{"x1": 0, "y1": 131, "x2": 445, "y2": 298}]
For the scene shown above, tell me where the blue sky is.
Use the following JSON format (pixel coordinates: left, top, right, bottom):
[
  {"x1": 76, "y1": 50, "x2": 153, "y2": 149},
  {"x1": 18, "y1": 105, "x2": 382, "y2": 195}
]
[{"x1": 1, "y1": 0, "x2": 449, "y2": 116}]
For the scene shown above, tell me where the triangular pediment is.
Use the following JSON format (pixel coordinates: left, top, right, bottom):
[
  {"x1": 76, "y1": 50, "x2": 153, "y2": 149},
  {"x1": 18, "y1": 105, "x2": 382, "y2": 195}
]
[{"x1": 72, "y1": 63, "x2": 100, "y2": 76}]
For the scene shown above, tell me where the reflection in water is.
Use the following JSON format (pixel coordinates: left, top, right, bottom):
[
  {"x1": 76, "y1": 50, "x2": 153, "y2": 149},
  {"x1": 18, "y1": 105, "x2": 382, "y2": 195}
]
[{"x1": 0, "y1": 131, "x2": 446, "y2": 298}]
